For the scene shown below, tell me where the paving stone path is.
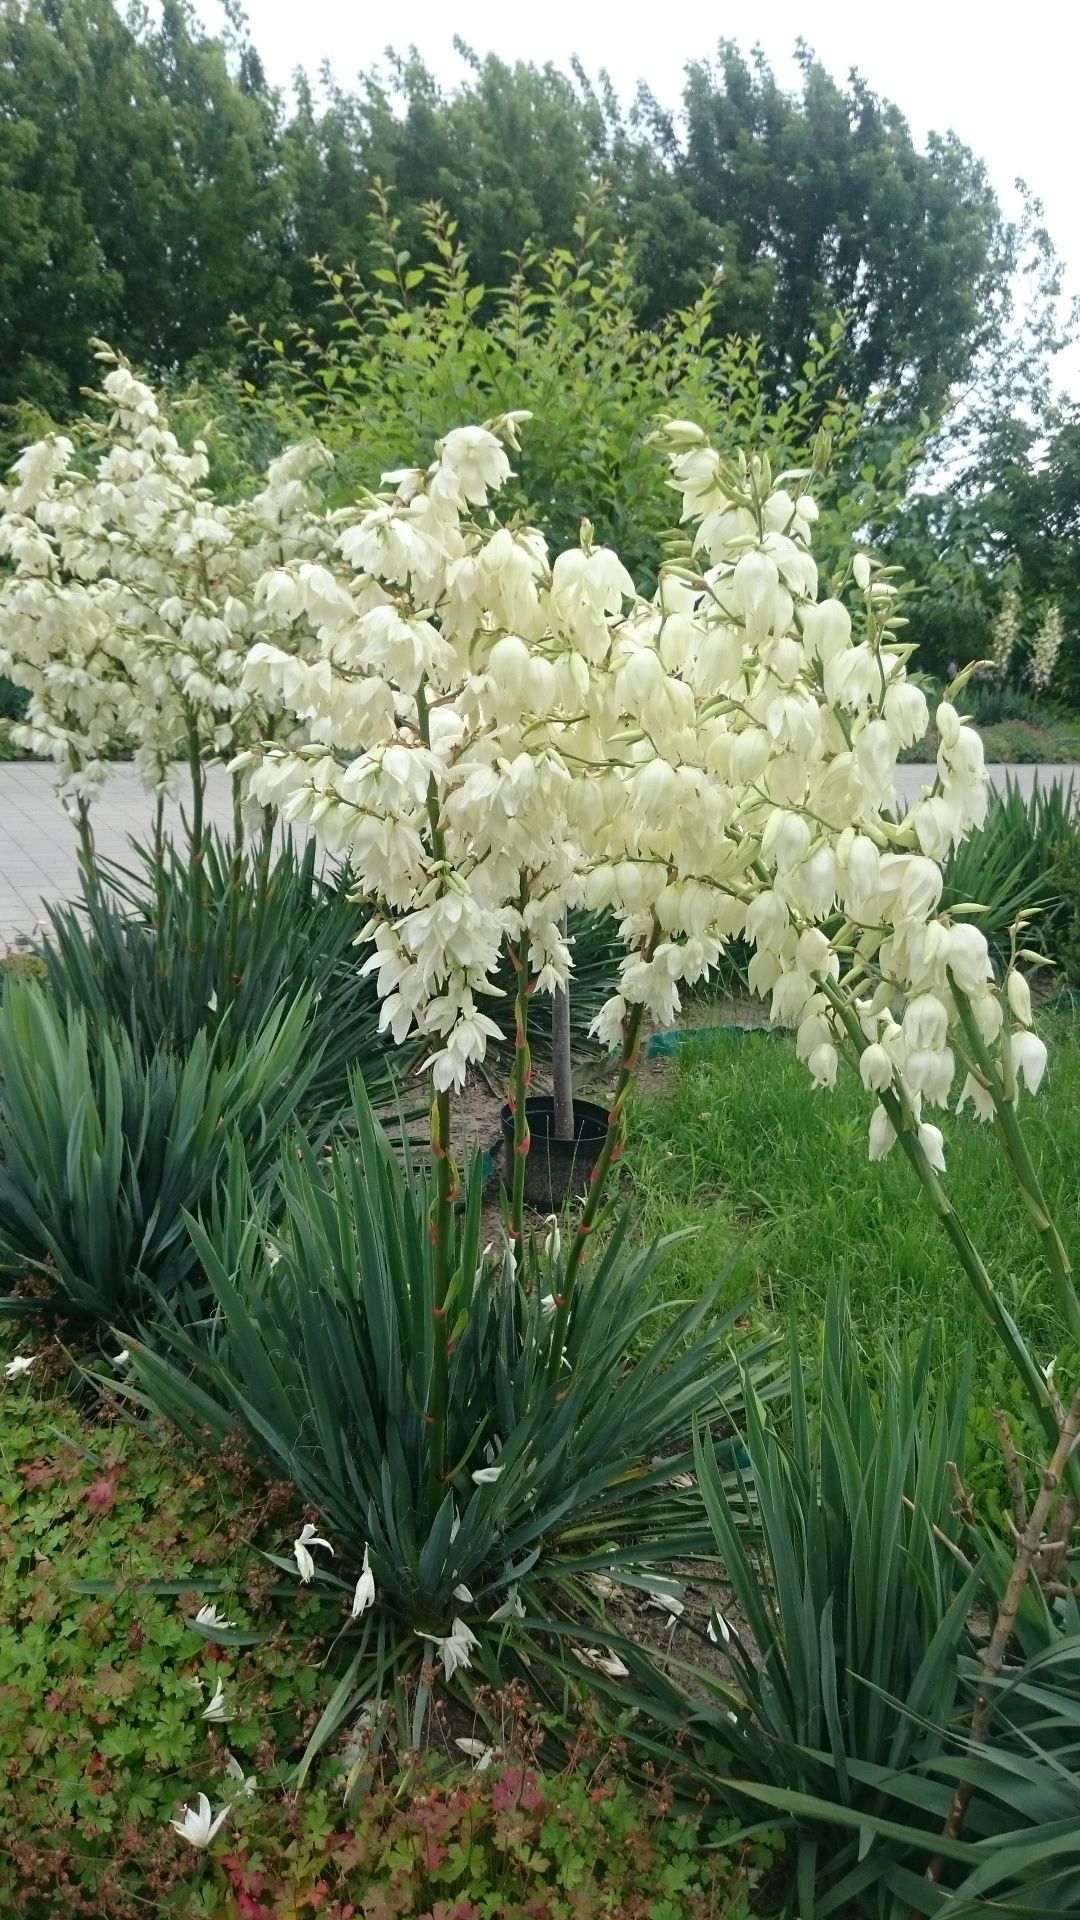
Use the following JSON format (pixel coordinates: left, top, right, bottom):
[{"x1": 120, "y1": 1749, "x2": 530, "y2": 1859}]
[{"x1": 0, "y1": 758, "x2": 1075, "y2": 949}]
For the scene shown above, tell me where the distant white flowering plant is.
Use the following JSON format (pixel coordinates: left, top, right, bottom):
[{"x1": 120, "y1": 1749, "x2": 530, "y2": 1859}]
[{"x1": 0, "y1": 351, "x2": 330, "y2": 835}]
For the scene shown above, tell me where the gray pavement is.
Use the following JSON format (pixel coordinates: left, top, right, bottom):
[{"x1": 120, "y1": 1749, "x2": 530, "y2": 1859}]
[
  {"x1": 0, "y1": 762, "x2": 240, "y2": 947},
  {"x1": 0, "y1": 758, "x2": 1075, "y2": 949}
]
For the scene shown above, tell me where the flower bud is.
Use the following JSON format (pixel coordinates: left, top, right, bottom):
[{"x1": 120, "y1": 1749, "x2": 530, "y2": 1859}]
[
  {"x1": 1007, "y1": 970, "x2": 1032, "y2": 1027},
  {"x1": 852, "y1": 553, "x2": 872, "y2": 590},
  {"x1": 947, "y1": 922, "x2": 991, "y2": 995},
  {"x1": 801, "y1": 598, "x2": 851, "y2": 663}
]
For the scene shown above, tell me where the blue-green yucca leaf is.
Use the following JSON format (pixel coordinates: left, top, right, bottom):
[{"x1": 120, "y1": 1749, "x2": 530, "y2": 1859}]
[{"x1": 126, "y1": 1076, "x2": 773, "y2": 1730}]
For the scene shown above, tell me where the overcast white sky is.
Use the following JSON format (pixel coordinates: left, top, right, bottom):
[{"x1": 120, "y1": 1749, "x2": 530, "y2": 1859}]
[{"x1": 201, "y1": 0, "x2": 1080, "y2": 392}]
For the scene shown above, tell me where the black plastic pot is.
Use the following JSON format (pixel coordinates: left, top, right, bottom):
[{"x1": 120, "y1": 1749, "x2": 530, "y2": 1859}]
[{"x1": 500, "y1": 1095, "x2": 609, "y2": 1211}]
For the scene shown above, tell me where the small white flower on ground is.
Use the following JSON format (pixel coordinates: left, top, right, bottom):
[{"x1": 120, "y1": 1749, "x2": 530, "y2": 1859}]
[
  {"x1": 455, "y1": 1736, "x2": 496, "y2": 1772},
  {"x1": 201, "y1": 1680, "x2": 230, "y2": 1722},
  {"x1": 170, "y1": 1794, "x2": 230, "y2": 1848},
  {"x1": 643, "y1": 1585, "x2": 685, "y2": 1627},
  {"x1": 4, "y1": 1354, "x2": 35, "y2": 1379},
  {"x1": 293, "y1": 1522, "x2": 334, "y2": 1582},
  {"x1": 110, "y1": 1349, "x2": 131, "y2": 1369},
  {"x1": 575, "y1": 1646, "x2": 631, "y2": 1679},
  {"x1": 194, "y1": 1604, "x2": 236, "y2": 1631},
  {"x1": 489, "y1": 1586, "x2": 525, "y2": 1622},
  {"x1": 453, "y1": 1583, "x2": 474, "y2": 1604},
  {"x1": 708, "y1": 1611, "x2": 733, "y2": 1645},
  {"x1": 417, "y1": 1616, "x2": 480, "y2": 1680},
  {"x1": 350, "y1": 1546, "x2": 376, "y2": 1619},
  {"x1": 471, "y1": 1466, "x2": 503, "y2": 1485},
  {"x1": 224, "y1": 1752, "x2": 257, "y2": 1797}
]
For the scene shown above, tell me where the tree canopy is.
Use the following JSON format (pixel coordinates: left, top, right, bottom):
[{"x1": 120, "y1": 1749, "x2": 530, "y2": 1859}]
[{"x1": 0, "y1": 2, "x2": 1035, "y2": 433}]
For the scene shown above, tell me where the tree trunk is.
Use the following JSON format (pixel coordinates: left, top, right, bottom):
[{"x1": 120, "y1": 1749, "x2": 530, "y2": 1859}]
[{"x1": 552, "y1": 911, "x2": 574, "y2": 1141}]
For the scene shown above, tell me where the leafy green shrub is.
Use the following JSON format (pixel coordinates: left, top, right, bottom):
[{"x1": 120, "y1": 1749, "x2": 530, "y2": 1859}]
[
  {"x1": 960, "y1": 680, "x2": 1056, "y2": 730},
  {"x1": 604, "y1": 1294, "x2": 1080, "y2": 1917},
  {"x1": 0, "y1": 979, "x2": 315, "y2": 1328},
  {"x1": 127, "y1": 1083, "x2": 776, "y2": 1738},
  {"x1": 1051, "y1": 827, "x2": 1080, "y2": 987},
  {"x1": 44, "y1": 832, "x2": 416, "y2": 1126},
  {"x1": 244, "y1": 192, "x2": 899, "y2": 590}
]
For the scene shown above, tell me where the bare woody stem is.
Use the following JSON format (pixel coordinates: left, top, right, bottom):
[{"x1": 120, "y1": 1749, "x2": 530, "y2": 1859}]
[
  {"x1": 183, "y1": 710, "x2": 208, "y2": 956},
  {"x1": 546, "y1": 930, "x2": 657, "y2": 1385},
  {"x1": 925, "y1": 1383, "x2": 1080, "y2": 1880},
  {"x1": 508, "y1": 876, "x2": 532, "y2": 1249},
  {"x1": 551, "y1": 908, "x2": 574, "y2": 1143},
  {"x1": 415, "y1": 679, "x2": 458, "y2": 1498}
]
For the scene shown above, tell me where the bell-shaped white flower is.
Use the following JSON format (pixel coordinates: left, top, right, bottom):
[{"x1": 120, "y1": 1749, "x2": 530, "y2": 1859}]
[
  {"x1": 868, "y1": 1105, "x2": 896, "y2": 1161},
  {"x1": 918, "y1": 1122, "x2": 947, "y2": 1174},
  {"x1": 807, "y1": 1042, "x2": 838, "y2": 1089},
  {"x1": 860, "y1": 1043, "x2": 894, "y2": 1093},
  {"x1": 958, "y1": 1073, "x2": 995, "y2": 1121},
  {"x1": 1011, "y1": 1030, "x2": 1048, "y2": 1094}
]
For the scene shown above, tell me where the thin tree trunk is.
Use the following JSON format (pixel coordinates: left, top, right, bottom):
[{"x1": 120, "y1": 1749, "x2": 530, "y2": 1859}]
[{"x1": 552, "y1": 910, "x2": 574, "y2": 1142}]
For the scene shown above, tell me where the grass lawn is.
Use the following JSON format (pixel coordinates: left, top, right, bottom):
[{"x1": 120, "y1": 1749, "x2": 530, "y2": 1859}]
[{"x1": 627, "y1": 1001, "x2": 1080, "y2": 1372}]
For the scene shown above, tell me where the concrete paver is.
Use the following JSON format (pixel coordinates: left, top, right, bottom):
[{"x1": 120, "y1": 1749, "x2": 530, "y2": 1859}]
[{"x1": 0, "y1": 758, "x2": 1075, "y2": 949}]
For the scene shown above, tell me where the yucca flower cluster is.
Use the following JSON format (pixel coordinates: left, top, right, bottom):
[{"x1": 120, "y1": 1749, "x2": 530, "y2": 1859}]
[
  {"x1": 0, "y1": 356, "x2": 330, "y2": 810},
  {"x1": 232, "y1": 411, "x2": 1028, "y2": 1162}
]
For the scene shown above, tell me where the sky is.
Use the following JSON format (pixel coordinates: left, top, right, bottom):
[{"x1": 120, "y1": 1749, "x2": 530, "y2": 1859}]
[{"x1": 200, "y1": 0, "x2": 1080, "y2": 391}]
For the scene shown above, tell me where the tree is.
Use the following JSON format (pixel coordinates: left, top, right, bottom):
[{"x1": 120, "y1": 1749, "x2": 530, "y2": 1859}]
[
  {"x1": 0, "y1": 0, "x2": 287, "y2": 420},
  {"x1": 317, "y1": 41, "x2": 1022, "y2": 432}
]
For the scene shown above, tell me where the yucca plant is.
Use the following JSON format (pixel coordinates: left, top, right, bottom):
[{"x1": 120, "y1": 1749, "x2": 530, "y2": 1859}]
[
  {"x1": 124, "y1": 1079, "x2": 778, "y2": 1747},
  {"x1": 940, "y1": 778, "x2": 1074, "y2": 958},
  {"x1": 595, "y1": 1294, "x2": 1080, "y2": 1916},
  {"x1": 43, "y1": 831, "x2": 418, "y2": 1125},
  {"x1": 0, "y1": 979, "x2": 317, "y2": 1327}
]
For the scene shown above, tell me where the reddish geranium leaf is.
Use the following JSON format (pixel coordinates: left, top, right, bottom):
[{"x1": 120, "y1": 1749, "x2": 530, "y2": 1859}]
[{"x1": 86, "y1": 1473, "x2": 120, "y2": 1513}]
